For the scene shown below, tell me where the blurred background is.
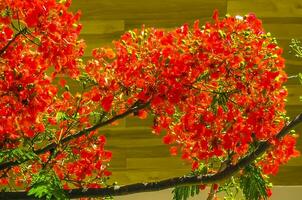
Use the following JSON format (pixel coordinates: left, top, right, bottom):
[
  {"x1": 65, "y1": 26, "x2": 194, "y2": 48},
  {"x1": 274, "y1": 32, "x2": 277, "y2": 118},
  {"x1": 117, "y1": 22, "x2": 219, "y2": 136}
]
[{"x1": 70, "y1": 0, "x2": 302, "y2": 190}]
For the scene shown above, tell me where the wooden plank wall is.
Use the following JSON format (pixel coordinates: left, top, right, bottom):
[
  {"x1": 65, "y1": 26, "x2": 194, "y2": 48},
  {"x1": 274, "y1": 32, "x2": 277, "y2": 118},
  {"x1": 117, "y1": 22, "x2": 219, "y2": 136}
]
[{"x1": 70, "y1": 0, "x2": 302, "y2": 185}]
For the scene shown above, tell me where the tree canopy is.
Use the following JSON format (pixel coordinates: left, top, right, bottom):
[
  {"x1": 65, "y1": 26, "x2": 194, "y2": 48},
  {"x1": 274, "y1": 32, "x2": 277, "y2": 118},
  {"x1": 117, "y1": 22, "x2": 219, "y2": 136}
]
[{"x1": 0, "y1": 0, "x2": 301, "y2": 199}]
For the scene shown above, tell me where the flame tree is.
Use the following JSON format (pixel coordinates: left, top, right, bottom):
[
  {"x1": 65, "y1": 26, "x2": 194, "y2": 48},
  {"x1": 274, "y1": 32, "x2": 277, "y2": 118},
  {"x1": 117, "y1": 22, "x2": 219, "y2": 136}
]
[{"x1": 0, "y1": 0, "x2": 301, "y2": 199}]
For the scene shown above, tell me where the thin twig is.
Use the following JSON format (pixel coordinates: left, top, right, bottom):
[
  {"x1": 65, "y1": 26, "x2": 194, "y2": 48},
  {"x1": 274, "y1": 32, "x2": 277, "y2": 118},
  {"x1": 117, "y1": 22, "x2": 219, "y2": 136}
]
[
  {"x1": 206, "y1": 159, "x2": 229, "y2": 200},
  {"x1": 11, "y1": 23, "x2": 40, "y2": 46},
  {"x1": 0, "y1": 101, "x2": 150, "y2": 171},
  {"x1": 0, "y1": 27, "x2": 26, "y2": 56},
  {"x1": 288, "y1": 75, "x2": 298, "y2": 79},
  {"x1": 206, "y1": 184, "x2": 216, "y2": 200}
]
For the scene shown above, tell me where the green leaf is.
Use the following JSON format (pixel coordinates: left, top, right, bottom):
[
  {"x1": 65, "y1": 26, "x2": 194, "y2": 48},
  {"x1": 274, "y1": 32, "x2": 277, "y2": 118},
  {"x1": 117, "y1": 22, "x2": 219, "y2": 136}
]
[
  {"x1": 64, "y1": 85, "x2": 70, "y2": 91},
  {"x1": 90, "y1": 111, "x2": 101, "y2": 122},
  {"x1": 196, "y1": 70, "x2": 209, "y2": 82},
  {"x1": 210, "y1": 91, "x2": 229, "y2": 114},
  {"x1": 1, "y1": 8, "x2": 11, "y2": 18},
  {"x1": 28, "y1": 185, "x2": 49, "y2": 199},
  {"x1": 211, "y1": 95, "x2": 218, "y2": 113},
  {"x1": 0, "y1": 149, "x2": 38, "y2": 164},
  {"x1": 298, "y1": 73, "x2": 302, "y2": 85},
  {"x1": 28, "y1": 170, "x2": 67, "y2": 200},
  {"x1": 78, "y1": 72, "x2": 97, "y2": 88},
  {"x1": 217, "y1": 177, "x2": 240, "y2": 200},
  {"x1": 56, "y1": 111, "x2": 68, "y2": 122},
  {"x1": 172, "y1": 184, "x2": 200, "y2": 200},
  {"x1": 193, "y1": 162, "x2": 208, "y2": 175},
  {"x1": 129, "y1": 30, "x2": 137, "y2": 39},
  {"x1": 218, "y1": 30, "x2": 226, "y2": 38},
  {"x1": 239, "y1": 164, "x2": 270, "y2": 200},
  {"x1": 104, "y1": 196, "x2": 114, "y2": 200},
  {"x1": 289, "y1": 39, "x2": 302, "y2": 58}
]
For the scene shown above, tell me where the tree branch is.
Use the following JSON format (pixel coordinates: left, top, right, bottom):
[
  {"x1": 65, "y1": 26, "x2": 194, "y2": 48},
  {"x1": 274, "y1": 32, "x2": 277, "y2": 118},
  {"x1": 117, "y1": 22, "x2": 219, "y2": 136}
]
[
  {"x1": 0, "y1": 101, "x2": 150, "y2": 171},
  {"x1": 206, "y1": 184, "x2": 216, "y2": 200},
  {"x1": 1, "y1": 113, "x2": 301, "y2": 199},
  {"x1": 0, "y1": 27, "x2": 27, "y2": 56}
]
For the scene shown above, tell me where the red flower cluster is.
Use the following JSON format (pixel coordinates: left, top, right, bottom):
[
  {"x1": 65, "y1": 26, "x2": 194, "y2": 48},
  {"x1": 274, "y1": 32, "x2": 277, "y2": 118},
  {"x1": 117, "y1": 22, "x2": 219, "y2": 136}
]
[
  {"x1": 259, "y1": 135, "x2": 300, "y2": 175},
  {"x1": 0, "y1": 0, "x2": 84, "y2": 149},
  {"x1": 53, "y1": 134, "x2": 112, "y2": 189},
  {"x1": 89, "y1": 11, "x2": 298, "y2": 174},
  {"x1": 0, "y1": 0, "x2": 110, "y2": 190}
]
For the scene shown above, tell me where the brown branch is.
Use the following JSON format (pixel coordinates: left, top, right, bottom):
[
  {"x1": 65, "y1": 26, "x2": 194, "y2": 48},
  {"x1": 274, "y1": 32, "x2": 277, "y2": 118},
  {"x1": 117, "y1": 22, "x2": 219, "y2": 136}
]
[
  {"x1": 0, "y1": 101, "x2": 150, "y2": 171},
  {"x1": 1, "y1": 113, "x2": 301, "y2": 200},
  {"x1": 206, "y1": 184, "x2": 216, "y2": 200},
  {"x1": 206, "y1": 160, "x2": 228, "y2": 200},
  {"x1": 0, "y1": 27, "x2": 27, "y2": 56}
]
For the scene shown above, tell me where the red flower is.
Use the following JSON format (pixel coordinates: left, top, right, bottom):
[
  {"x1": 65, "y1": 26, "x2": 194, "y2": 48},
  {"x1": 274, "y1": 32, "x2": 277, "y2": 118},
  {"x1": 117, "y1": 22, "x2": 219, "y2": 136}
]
[
  {"x1": 3, "y1": 27, "x2": 13, "y2": 39},
  {"x1": 101, "y1": 95, "x2": 114, "y2": 112},
  {"x1": 169, "y1": 146, "x2": 178, "y2": 156},
  {"x1": 25, "y1": 10, "x2": 39, "y2": 27},
  {"x1": 266, "y1": 188, "x2": 272, "y2": 197},
  {"x1": 213, "y1": 183, "x2": 219, "y2": 191},
  {"x1": 138, "y1": 110, "x2": 148, "y2": 119},
  {"x1": 199, "y1": 184, "x2": 206, "y2": 191},
  {"x1": 163, "y1": 134, "x2": 173, "y2": 144},
  {"x1": 212, "y1": 9, "x2": 219, "y2": 21}
]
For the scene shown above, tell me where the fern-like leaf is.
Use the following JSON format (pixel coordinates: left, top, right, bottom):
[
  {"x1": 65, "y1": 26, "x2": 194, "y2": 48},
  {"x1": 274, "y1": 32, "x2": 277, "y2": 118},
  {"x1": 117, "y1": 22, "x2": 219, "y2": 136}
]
[
  {"x1": 172, "y1": 184, "x2": 200, "y2": 200},
  {"x1": 239, "y1": 164, "x2": 270, "y2": 200}
]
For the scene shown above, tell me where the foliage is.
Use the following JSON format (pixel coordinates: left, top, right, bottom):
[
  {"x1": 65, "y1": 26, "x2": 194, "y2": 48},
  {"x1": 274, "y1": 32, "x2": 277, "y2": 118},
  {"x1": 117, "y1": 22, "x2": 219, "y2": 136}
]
[
  {"x1": 217, "y1": 177, "x2": 241, "y2": 200},
  {"x1": 215, "y1": 164, "x2": 272, "y2": 200},
  {"x1": 290, "y1": 39, "x2": 302, "y2": 102},
  {"x1": 171, "y1": 163, "x2": 207, "y2": 200},
  {"x1": 172, "y1": 184, "x2": 200, "y2": 200},
  {"x1": 0, "y1": 0, "x2": 300, "y2": 199},
  {"x1": 28, "y1": 170, "x2": 67, "y2": 200},
  {"x1": 239, "y1": 165, "x2": 271, "y2": 200},
  {"x1": 290, "y1": 39, "x2": 302, "y2": 58},
  {"x1": 172, "y1": 164, "x2": 272, "y2": 200},
  {"x1": 298, "y1": 73, "x2": 302, "y2": 85},
  {"x1": 0, "y1": 148, "x2": 38, "y2": 164}
]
